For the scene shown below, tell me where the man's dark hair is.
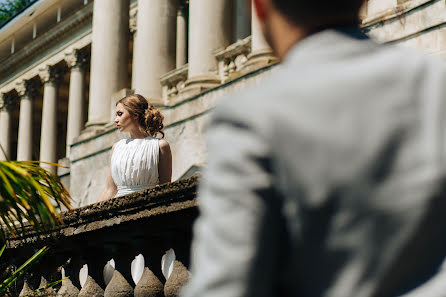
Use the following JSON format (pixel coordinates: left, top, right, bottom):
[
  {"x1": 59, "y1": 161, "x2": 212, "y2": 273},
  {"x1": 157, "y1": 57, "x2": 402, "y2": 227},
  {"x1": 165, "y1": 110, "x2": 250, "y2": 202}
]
[{"x1": 271, "y1": 0, "x2": 365, "y2": 26}]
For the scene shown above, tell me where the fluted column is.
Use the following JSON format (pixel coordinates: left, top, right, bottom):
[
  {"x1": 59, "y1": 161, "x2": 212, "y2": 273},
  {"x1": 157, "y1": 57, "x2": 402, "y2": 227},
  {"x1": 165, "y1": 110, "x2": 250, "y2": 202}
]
[
  {"x1": 16, "y1": 80, "x2": 38, "y2": 161},
  {"x1": 183, "y1": 0, "x2": 234, "y2": 93},
  {"x1": 88, "y1": 0, "x2": 129, "y2": 127},
  {"x1": 0, "y1": 93, "x2": 14, "y2": 160},
  {"x1": 39, "y1": 66, "x2": 61, "y2": 175},
  {"x1": 176, "y1": 3, "x2": 187, "y2": 68},
  {"x1": 132, "y1": 0, "x2": 177, "y2": 104},
  {"x1": 65, "y1": 50, "x2": 87, "y2": 157}
]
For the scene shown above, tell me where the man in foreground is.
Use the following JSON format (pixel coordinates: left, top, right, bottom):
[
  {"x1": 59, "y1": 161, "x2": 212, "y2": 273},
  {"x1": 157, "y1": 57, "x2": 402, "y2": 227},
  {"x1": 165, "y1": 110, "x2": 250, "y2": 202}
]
[{"x1": 181, "y1": 0, "x2": 446, "y2": 296}]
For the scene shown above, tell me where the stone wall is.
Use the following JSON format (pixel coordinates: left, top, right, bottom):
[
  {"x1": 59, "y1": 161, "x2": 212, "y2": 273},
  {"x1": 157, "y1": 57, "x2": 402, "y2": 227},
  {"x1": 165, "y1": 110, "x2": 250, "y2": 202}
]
[
  {"x1": 364, "y1": 0, "x2": 446, "y2": 57},
  {"x1": 69, "y1": 65, "x2": 276, "y2": 207}
]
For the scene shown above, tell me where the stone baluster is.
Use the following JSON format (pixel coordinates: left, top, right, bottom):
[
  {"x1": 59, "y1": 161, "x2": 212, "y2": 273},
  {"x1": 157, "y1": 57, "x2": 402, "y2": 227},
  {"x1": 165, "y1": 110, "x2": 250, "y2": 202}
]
[
  {"x1": 57, "y1": 277, "x2": 80, "y2": 297},
  {"x1": 88, "y1": 0, "x2": 129, "y2": 127},
  {"x1": 37, "y1": 276, "x2": 57, "y2": 296},
  {"x1": 131, "y1": 0, "x2": 177, "y2": 104},
  {"x1": 38, "y1": 65, "x2": 62, "y2": 175},
  {"x1": 19, "y1": 281, "x2": 34, "y2": 297},
  {"x1": 16, "y1": 79, "x2": 39, "y2": 161},
  {"x1": 104, "y1": 270, "x2": 134, "y2": 297},
  {"x1": 183, "y1": 0, "x2": 234, "y2": 95},
  {"x1": 164, "y1": 261, "x2": 190, "y2": 297},
  {"x1": 57, "y1": 257, "x2": 82, "y2": 297},
  {"x1": 65, "y1": 49, "x2": 88, "y2": 157},
  {"x1": 78, "y1": 275, "x2": 104, "y2": 297},
  {"x1": 0, "y1": 93, "x2": 14, "y2": 160},
  {"x1": 134, "y1": 267, "x2": 164, "y2": 297}
]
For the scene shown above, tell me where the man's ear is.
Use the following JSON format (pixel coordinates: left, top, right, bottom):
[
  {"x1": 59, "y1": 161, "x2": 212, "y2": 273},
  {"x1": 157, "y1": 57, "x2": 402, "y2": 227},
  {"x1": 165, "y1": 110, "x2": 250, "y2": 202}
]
[{"x1": 253, "y1": 0, "x2": 267, "y2": 21}]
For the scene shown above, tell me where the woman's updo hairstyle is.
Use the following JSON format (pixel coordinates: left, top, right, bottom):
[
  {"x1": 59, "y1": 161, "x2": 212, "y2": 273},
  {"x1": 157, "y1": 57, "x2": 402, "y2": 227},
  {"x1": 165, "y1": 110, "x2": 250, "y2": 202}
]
[{"x1": 117, "y1": 94, "x2": 165, "y2": 138}]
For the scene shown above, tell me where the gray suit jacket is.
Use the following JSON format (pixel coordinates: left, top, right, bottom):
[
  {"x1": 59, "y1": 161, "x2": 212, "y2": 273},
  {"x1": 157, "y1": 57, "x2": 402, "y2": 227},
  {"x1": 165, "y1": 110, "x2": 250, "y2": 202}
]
[{"x1": 181, "y1": 28, "x2": 446, "y2": 297}]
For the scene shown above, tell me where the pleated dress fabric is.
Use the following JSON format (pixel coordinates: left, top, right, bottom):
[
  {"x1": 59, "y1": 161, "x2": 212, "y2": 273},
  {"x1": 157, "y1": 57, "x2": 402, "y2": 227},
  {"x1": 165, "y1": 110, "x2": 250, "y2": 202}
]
[{"x1": 111, "y1": 136, "x2": 160, "y2": 197}]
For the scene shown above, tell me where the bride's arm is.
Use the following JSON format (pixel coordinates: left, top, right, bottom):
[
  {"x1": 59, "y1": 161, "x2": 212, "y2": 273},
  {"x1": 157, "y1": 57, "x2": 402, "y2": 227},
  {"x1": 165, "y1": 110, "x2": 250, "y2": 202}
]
[
  {"x1": 97, "y1": 144, "x2": 118, "y2": 202},
  {"x1": 97, "y1": 170, "x2": 118, "y2": 202},
  {"x1": 158, "y1": 139, "x2": 172, "y2": 184}
]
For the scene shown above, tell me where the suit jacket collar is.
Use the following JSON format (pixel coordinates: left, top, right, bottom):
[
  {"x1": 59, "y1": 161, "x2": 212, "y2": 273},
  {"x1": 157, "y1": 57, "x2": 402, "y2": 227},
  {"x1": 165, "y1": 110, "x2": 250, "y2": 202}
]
[{"x1": 283, "y1": 26, "x2": 374, "y2": 67}]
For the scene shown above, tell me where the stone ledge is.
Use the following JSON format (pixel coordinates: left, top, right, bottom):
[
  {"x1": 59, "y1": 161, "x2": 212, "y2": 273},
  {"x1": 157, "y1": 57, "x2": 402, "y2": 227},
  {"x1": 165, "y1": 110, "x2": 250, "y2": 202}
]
[{"x1": 6, "y1": 175, "x2": 199, "y2": 248}]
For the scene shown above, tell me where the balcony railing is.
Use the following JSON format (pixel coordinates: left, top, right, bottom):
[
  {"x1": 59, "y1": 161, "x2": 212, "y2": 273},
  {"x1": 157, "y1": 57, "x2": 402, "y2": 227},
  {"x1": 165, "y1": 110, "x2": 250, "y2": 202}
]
[{"x1": 3, "y1": 175, "x2": 198, "y2": 297}]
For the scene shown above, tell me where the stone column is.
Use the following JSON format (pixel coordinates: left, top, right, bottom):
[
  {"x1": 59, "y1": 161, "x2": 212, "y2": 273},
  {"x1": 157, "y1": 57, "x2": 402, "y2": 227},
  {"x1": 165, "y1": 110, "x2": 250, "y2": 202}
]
[
  {"x1": 65, "y1": 50, "x2": 87, "y2": 157},
  {"x1": 234, "y1": 0, "x2": 250, "y2": 41},
  {"x1": 243, "y1": 0, "x2": 274, "y2": 72},
  {"x1": 88, "y1": 0, "x2": 129, "y2": 127},
  {"x1": 176, "y1": 3, "x2": 187, "y2": 68},
  {"x1": 16, "y1": 80, "x2": 38, "y2": 161},
  {"x1": 39, "y1": 66, "x2": 61, "y2": 175},
  {"x1": 250, "y1": 0, "x2": 269, "y2": 52},
  {"x1": 183, "y1": 0, "x2": 234, "y2": 94},
  {"x1": 132, "y1": 0, "x2": 177, "y2": 104},
  {"x1": 0, "y1": 93, "x2": 14, "y2": 161}
]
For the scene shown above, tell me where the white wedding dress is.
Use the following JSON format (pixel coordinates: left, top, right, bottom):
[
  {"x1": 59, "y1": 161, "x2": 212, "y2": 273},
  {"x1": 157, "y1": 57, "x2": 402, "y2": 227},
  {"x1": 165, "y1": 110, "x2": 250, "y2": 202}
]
[{"x1": 111, "y1": 136, "x2": 160, "y2": 197}]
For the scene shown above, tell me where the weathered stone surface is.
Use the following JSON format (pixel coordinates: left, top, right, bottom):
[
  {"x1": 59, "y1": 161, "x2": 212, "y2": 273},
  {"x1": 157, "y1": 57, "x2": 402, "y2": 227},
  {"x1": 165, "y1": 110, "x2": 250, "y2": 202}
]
[
  {"x1": 104, "y1": 270, "x2": 133, "y2": 297},
  {"x1": 57, "y1": 278, "x2": 80, "y2": 297},
  {"x1": 78, "y1": 275, "x2": 104, "y2": 297},
  {"x1": 7, "y1": 175, "x2": 198, "y2": 248},
  {"x1": 19, "y1": 281, "x2": 33, "y2": 297},
  {"x1": 36, "y1": 276, "x2": 56, "y2": 296},
  {"x1": 164, "y1": 261, "x2": 190, "y2": 297},
  {"x1": 134, "y1": 267, "x2": 163, "y2": 297}
]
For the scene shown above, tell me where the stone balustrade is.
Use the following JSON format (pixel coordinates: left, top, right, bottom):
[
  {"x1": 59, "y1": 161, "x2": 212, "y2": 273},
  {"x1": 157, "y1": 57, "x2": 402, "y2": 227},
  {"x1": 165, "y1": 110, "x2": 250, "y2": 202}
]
[
  {"x1": 215, "y1": 36, "x2": 252, "y2": 83},
  {"x1": 2, "y1": 176, "x2": 198, "y2": 297},
  {"x1": 160, "y1": 64, "x2": 189, "y2": 105}
]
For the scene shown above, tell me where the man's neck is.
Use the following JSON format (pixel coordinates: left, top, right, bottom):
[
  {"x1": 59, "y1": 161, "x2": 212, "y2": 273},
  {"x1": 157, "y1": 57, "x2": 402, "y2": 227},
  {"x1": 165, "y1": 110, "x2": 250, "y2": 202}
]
[{"x1": 266, "y1": 13, "x2": 309, "y2": 61}]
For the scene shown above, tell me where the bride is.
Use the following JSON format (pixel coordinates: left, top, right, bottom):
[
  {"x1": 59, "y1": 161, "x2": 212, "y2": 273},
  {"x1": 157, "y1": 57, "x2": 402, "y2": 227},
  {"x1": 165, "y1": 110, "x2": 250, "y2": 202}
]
[{"x1": 97, "y1": 94, "x2": 172, "y2": 202}]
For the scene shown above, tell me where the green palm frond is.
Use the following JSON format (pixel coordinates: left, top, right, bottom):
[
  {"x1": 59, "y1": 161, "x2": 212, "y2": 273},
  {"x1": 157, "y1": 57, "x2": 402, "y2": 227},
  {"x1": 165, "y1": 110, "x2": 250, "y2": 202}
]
[
  {"x1": 0, "y1": 245, "x2": 50, "y2": 294},
  {"x1": 0, "y1": 160, "x2": 72, "y2": 242}
]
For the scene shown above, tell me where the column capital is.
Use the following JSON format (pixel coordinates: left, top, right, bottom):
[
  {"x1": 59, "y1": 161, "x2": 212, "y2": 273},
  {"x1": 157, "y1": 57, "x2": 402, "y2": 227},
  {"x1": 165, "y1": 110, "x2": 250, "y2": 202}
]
[
  {"x1": 129, "y1": 9, "x2": 137, "y2": 33},
  {"x1": 64, "y1": 49, "x2": 89, "y2": 70},
  {"x1": 0, "y1": 93, "x2": 16, "y2": 111},
  {"x1": 38, "y1": 65, "x2": 63, "y2": 84},
  {"x1": 178, "y1": 0, "x2": 188, "y2": 15},
  {"x1": 15, "y1": 79, "x2": 40, "y2": 98}
]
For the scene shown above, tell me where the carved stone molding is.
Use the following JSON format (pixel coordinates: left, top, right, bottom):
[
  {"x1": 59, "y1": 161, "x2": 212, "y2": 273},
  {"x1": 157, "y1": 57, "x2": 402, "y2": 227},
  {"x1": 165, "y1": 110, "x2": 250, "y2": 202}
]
[
  {"x1": 64, "y1": 49, "x2": 89, "y2": 70},
  {"x1": 160, "y1": 64, "x2": 189, "y2": 102},
  {"x1": 15, "y1": 79, "x2": 40, "y2": 98},
  {"x1": 38, "y1": 65, "x2": 63, "y2": 84},
  {"x1": 214, "y1": 36, "x2": 252, "y2": 83},
  {"x1": 129, "y1": 7, "x2": 137, "y2": 33},
  {"x1": 0, "y1": 3, "x2": 93, "y2": 80}
]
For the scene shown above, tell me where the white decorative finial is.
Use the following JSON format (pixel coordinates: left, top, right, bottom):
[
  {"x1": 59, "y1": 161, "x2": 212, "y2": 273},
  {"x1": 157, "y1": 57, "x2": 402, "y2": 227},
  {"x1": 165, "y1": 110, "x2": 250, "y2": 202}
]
[
  {"x1": 161, "y1": 248, "x2": 176, "y2": 280},
  {"x1": 131, "y1": 254, "x2": 145, "y2": 285},
  {"x1": 79, "y1": 264, "x2": 88, "y2": 288},
  {"x1": 103, "y1": 258, "x2": 115, "y2": 286}
]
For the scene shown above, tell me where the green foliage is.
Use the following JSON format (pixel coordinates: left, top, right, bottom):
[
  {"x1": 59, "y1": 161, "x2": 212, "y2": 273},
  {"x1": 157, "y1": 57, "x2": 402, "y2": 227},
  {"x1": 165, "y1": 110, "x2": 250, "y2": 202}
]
[
  {"x1": 0, "y1": 0, "x2": 34, "y2": 26},
  {"x1": 0, "y1": 244, "x2": 49, "y2": 294},
  {"x1": 0, "y1": 243, "x2": 63, "y2": 296},
  {"x1": 0, "y1": 160, "x2": 72, "y2": 242}
]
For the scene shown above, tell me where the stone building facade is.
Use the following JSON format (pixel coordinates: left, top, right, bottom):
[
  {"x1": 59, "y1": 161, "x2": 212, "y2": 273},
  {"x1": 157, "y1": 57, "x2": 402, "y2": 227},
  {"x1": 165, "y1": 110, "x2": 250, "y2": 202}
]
[{"x1": 0, "y1": 0, "x2": 445, "y2": 207}]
